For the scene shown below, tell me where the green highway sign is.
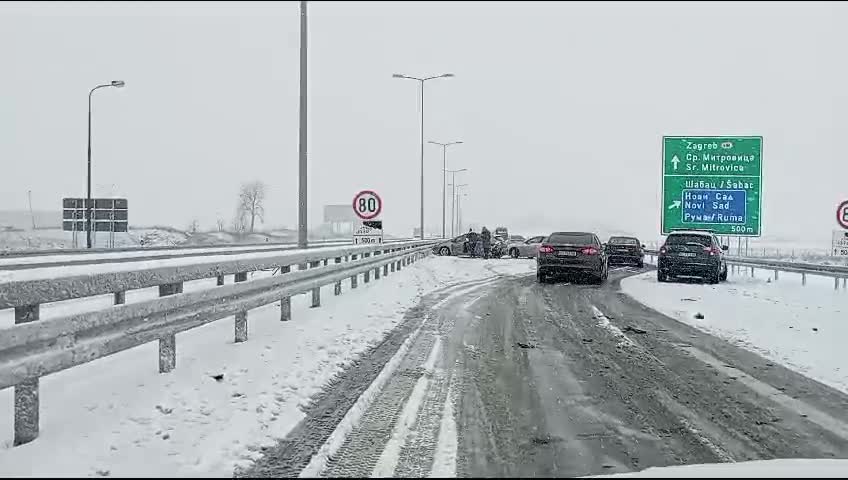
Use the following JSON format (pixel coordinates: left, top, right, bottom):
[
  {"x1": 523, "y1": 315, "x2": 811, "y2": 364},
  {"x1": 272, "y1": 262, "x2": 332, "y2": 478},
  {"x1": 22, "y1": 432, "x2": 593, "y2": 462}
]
[{"x1": 661, "y1": 136, "x2": 762, "y2": 236}]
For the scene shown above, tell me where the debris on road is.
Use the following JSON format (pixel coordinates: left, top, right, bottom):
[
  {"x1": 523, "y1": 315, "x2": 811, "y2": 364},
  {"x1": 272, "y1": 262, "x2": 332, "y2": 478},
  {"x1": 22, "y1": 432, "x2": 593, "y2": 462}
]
[
  {"x1": 516, "y1": 342, "x2": 537, "y2": 349},
  {"x1": 582, "y1": 338, "x2": 594, "y2": 343},
  {"x1": 694, "y1": 312, "x2": 705, "y2": 319},
  {"x1": 623, "y1": 326, "x2": 647, "y2": 334},
  {"x1": 211, "y1": 373, "x2": 225, "y2": 382}
]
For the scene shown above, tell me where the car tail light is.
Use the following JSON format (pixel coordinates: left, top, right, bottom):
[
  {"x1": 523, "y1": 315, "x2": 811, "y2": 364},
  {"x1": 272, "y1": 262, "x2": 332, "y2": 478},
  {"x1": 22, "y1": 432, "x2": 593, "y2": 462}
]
[
  {"x1": 581, "y1": 247, "x2": 599, "y2": 255},
  {"x1": 704, "y1": 246, "x2": 721, "y2": 256},
  {"x1": 539, "y1": 245, "x2": 554, "y2": 254}
]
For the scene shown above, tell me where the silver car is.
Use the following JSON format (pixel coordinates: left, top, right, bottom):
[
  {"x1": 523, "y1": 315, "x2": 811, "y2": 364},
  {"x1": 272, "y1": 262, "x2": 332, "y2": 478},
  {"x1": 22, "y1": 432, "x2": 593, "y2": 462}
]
[
  {"x1": 507, "y1": 235, "x2": 546, "y2": 258},
  {"x1": 433, "y1": 233, "x2": 473, "y2": 256}
]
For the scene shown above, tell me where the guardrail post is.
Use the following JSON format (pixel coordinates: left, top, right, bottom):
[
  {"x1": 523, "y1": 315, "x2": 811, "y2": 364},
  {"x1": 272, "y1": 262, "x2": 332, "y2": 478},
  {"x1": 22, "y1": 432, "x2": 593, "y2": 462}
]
[
  {"x1": 774, "y1": 269, "x2": 779, "y2": 281},
  {"x1": 374, "y1": 251, "x2": 382, "y2": 280},
  {"x1": 113, "y1": 291, "x2": 126, "y2": 305},
  {"x1": 364, "y1": 253, "x2": 371, "y2": 283},
  {"x1": 802, "y1": 273, "x2": 807, "y2": 286},
  {"x1": 351, "y1": 254, "x2": 359, "y2": 288},
  {"x1": 234, "y1": 272, "x2": 248, "y2": 342},
  {"x1": 836, "y1": 277, "x2": 840, "y2": 291},
  {"x1": 310, "y1": 261, "x2": 321, "y2": 307},
  {"x1": 383, "y1": 262, "x2": 389, "y2": 277},
  {"x1": 217, "y1": 275, "x2": 225, "y2": 286},
  {"x1": 334, "y1": 257, "x2": 343, "y2": 295},
  {"x1": 843, "y1": 278, "x2": 847, "y2": 290},
  {"x1": 158, "y1": 282, "x2": 183, "y2": 373},
  {"x1": 14, "y1": 304, "x2": 40, "y2": 446},
  {"x1": 323, "y1": 258, "x2": 328, "y2": 267}
]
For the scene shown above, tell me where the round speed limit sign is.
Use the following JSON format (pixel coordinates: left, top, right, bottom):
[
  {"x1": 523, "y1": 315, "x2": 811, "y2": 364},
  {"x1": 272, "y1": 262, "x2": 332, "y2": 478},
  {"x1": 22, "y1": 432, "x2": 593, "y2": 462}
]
[
  {"x1": 353, "y1": 190, "x2": 382, "y2": 220},
  {"x1": 838, "y1": 200, "x2": 848, "y2": 229}
]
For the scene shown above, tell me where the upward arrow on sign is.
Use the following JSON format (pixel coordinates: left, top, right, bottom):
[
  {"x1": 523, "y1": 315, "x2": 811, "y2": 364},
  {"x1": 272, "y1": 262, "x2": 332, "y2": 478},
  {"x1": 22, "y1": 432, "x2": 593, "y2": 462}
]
[{"x1": 671, "y1": 155, "x2": 680, "y2": 170}]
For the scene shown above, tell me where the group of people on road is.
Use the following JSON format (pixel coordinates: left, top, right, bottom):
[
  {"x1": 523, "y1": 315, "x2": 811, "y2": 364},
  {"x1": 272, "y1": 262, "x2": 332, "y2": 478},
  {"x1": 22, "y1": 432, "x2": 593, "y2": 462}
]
[{"x1": 464, "y1": 226, "x2": 493, "y2": 259}]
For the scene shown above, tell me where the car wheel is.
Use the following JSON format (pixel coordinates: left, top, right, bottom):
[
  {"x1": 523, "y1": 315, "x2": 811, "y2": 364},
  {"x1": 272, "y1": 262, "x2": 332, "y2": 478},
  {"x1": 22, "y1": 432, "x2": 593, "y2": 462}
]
[
  {"x1": 510, "y1": 248, "x2": 519, "y2": 259},
  {"x1": 537, "y1": 269, "x2": 546, "y2": 283},
  {"x1": 707, "y1": 267, "x2": 720, "y2": 284},
  {"x1": 439, "y1": 247, "x2": 451, "y2": 256},
  {"x1": 720, "y1": 265, "x2": 728, "y2": 282},
  {"x1": 637, "y1": 260, "x2": 644, "y2": 269},
  {"x1": 658, "y1": 270, "x2": 668, "y2": 283}
]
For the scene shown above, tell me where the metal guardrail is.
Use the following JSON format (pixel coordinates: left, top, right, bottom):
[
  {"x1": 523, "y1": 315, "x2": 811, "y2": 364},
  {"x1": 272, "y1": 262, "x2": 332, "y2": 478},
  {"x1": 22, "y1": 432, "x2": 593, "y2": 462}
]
[
  {"x1": 0, "y1": 238, "x2": 418, "y2": 271},
  {"x1": 644, "y1": 250, "x2": 848, "y2": 290},
  {"x1": 0, "y1": 239, "x2": 436, "y2": 446}
]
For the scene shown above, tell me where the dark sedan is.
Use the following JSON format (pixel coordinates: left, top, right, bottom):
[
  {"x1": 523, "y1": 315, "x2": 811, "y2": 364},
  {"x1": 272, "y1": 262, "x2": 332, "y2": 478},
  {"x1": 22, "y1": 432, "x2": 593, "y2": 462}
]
[
  {"x1": 536, "y1": 232, "x2": 609, "y2": 284},
  {"x1": 605, "y1": 236, "x2": 645, "y2": 267}
]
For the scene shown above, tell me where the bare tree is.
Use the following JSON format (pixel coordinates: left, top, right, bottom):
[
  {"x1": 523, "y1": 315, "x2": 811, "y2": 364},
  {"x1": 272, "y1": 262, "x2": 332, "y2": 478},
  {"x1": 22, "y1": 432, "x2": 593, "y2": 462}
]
[
  {"x1": 216, "y1": 217, "x2": 225, "y2": 233},
  {"x1": 188, "y1": 219, "x2": 200, "y2": 234},
  {"x1": 231, "y1": 210, "x2": 247, "y2": 236},
  {"x1": 238, "y1": 181, "x2": 267, "y2": 233}
]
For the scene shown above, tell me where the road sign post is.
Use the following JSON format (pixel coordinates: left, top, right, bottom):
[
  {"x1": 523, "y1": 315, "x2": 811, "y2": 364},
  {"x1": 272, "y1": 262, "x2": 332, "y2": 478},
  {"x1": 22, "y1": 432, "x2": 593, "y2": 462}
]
[{"x1": 662, "y1": 136, "x2": 762, "y2": 236}]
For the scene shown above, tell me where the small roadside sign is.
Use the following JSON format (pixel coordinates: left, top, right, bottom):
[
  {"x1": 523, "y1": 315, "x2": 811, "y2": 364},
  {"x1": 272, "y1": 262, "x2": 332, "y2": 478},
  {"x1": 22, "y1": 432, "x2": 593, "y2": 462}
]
[
  {"x1": 354, "y1": 220, "x2": 383, "y2": 245},
  {"x1": 353, "y1": 190, "x2": 382, "y2": 220},
  {"x1": 837, "y1": 200, "x2": 848, "y2": 230},
  {"x1": 833, "y1": 230, "x2": 848, "y2": 256}
]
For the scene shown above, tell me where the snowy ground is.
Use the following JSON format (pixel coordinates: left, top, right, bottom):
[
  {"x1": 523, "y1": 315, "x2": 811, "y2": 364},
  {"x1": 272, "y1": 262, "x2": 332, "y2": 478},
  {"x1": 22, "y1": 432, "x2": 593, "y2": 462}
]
[
  {"x1": 592, "y1": 458, "x2": 848, "y2": 478},
  {"x1": 621, "y1": 269, "x2": 848, "y2": 394},
  {"x1": 0, "y1": 256, "x2": 532, "y2": 477}
]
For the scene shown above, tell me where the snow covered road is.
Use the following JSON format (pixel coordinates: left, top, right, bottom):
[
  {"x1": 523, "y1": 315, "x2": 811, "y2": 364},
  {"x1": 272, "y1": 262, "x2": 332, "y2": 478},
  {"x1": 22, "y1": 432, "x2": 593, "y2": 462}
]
[{"x1": 244, "y1": 261, "x2": 848, "y2": 478}]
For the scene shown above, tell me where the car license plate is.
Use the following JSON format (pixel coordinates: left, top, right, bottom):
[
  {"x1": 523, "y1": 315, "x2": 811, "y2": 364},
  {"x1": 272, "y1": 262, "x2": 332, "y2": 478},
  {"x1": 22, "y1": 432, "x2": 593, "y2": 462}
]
[
  {"x1": 678, "y1": 252, "x2": 696, "y2": 257},
  {"x1": 558, "y1": 251, "x2": 577, "y2": 257}
]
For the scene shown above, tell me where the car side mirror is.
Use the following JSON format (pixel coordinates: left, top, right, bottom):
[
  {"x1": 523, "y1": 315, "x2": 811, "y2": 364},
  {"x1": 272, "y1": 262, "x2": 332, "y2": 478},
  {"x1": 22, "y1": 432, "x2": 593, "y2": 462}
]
[
  {"x1": 722, "y1": 245, "x2": 729, "y2": 251},
  {"x1": 642, "y1": 244, "x2": 646, "y2": 248}
]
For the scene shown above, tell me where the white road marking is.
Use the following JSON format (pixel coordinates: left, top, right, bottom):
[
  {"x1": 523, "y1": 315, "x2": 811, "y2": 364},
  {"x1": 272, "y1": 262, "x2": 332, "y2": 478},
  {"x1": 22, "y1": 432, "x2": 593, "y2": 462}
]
[
  {"x1": 682, "y1": 346, "x2": 848, "y2": 441},
  {"x1": 429, "y1": 383, "x2": 458, "y2": 478},
  {"x1": 299, "y1": 323, "x2": 430, "y2": 477},
  {"x1": 591, "y1": 305, "x2": 635, "y2": 347},
  {"x1": 371, "y1": 335, "x2": 442, "y2": 477}
]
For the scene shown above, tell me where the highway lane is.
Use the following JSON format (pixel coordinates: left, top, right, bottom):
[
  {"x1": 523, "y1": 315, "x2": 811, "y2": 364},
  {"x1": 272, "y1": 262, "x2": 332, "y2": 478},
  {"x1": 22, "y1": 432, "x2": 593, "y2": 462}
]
[{"x1": 242, "y1": 260, "x2": 848, "y2": 477}]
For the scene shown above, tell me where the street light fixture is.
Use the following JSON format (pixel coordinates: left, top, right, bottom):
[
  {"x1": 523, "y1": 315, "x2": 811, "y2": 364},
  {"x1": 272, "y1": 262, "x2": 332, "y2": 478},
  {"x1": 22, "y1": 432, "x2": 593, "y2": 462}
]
[
  {"x1": 86, "y1": 79, "x2": 125, "y2": 249},
  {"x1": 429, "y1": 140, "x2": 463, "y2": 238},
  {"x1": 392, "y1": 72, "x2": 455, "y2": 239},
  {"x1": 445, "y1": 168, "x2": 467, "y2": 237}
]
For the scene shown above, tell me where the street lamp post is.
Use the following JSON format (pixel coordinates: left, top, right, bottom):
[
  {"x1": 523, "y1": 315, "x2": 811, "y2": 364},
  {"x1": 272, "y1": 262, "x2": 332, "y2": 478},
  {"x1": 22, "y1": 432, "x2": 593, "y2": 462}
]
[
  {"x1": 298, "y1": 0, "x2": 308, "y2": 249},
  {"x1": 454, "y1": 184, "x2": 468, "y2": 234},
  {"x1": 87, "y1": 80, "x2": 125, "y2": 249},
  {"x1": 428, "y1": 140, "x2": 463, "y2": 239},
  {"x1": 392, "y1": 73, "x2": 454, "y2": 240},
  {"x1": 445, "y1": 169, "x2": 467, "y2": 237}
]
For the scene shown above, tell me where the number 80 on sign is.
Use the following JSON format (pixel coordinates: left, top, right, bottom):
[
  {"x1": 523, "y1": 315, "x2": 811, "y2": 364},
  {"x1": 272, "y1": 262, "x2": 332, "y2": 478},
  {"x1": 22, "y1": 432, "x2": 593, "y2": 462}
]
[{"x1": 353, "y1": 190, "x2": 382, "y2": 220}]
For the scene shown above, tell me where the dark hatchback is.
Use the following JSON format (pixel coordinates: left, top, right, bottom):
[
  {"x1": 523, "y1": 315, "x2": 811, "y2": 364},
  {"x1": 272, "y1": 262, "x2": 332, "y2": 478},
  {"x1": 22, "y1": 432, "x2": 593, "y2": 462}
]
[
  {"x1": 657, "y1": 230, "x2": 728, "y2": 284},
  {"x1": 605, "y1": 236, "x2": 645, "y2": 267},
  {"x1": 537, "y1": 232, "x2": 609, "y2": 284}
]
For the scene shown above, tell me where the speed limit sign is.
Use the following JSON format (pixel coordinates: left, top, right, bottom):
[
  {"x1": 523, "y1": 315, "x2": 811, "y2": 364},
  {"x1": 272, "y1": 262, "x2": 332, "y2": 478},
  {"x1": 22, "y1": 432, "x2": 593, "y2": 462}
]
[
  {"x1": 838, "y1": 200, "x2": 848, "y2": 229},
  {"x1": 353, "y1": 190, "x2": 382, "y2": 220}
]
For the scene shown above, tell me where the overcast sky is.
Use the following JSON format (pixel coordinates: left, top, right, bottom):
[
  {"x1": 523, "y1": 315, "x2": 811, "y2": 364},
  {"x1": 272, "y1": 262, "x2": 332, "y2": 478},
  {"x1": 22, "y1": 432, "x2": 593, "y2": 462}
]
[{"x1": 2, "y1": 1, "x2": 846, "y2": 242}]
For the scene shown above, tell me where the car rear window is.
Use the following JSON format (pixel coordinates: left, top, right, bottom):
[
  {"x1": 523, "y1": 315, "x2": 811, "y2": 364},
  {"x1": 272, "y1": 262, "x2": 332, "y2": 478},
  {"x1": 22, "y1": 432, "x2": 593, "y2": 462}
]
[
  {"x1": 666, "y1": 234, "x2": 711, "y2": 246},
  {"x1": 548, "y1": 233, "x2": 595, "y2": 245},
  {"x1": 609, "y1": 237, "x2": 638, "y2": 245}
]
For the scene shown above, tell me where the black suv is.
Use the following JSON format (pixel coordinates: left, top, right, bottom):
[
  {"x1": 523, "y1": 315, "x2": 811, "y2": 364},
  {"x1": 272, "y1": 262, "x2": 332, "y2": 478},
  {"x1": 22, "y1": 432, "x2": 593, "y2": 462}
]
[
  {"x1": 605, "y1": 236, "x2": 645, "y2": 267},
  {"x1": 657, "y1": 230, "x2": 728, "y2": 284}
]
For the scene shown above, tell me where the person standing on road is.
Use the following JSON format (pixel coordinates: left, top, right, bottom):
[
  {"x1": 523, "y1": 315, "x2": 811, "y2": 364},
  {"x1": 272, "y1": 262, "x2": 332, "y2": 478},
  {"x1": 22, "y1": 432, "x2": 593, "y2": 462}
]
[
  {"x1": 481, "y1": 226, "x2": 492, "y2": 259},
  {"x1": 467, "y1": 229, "x2": 479, "y2": 257}
]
